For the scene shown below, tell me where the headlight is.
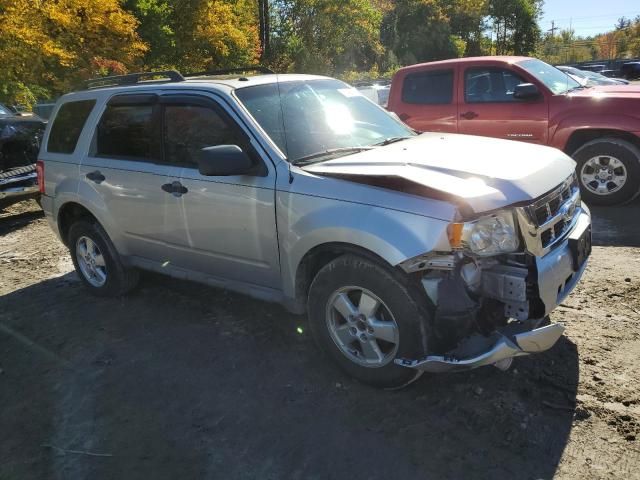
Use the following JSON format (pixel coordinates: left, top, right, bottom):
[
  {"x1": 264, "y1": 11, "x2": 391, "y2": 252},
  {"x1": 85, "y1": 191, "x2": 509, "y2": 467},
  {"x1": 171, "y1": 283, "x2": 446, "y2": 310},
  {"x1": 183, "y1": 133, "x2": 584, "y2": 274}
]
[{"x1": 449, "y1": 210, "x2": 520, "y2": 256}]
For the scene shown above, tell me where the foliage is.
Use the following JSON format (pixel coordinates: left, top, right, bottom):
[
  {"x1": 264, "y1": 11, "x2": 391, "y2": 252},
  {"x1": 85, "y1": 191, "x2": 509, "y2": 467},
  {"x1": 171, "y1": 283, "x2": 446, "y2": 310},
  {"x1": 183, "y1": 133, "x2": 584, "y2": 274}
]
[
  {"x1": 265, "y1": 0, "x2": 383, "y2": 75},
  {"x1": 488, "y1": 0, "x2": 541, "y2": 55},
  {"x1": 0, "y1": 0, "x2": 146, "y2": 107}
]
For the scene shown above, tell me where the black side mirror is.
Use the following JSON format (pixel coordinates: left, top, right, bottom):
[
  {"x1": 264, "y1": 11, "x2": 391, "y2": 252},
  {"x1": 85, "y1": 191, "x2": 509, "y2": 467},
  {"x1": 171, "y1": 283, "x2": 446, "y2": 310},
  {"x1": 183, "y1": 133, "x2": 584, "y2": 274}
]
[
  {"x1": 513, "y1": 83, "x2": 540, "y2": 100},
  {"x1": 196, "y1": 145, "x2": 253, "y2": 176}
]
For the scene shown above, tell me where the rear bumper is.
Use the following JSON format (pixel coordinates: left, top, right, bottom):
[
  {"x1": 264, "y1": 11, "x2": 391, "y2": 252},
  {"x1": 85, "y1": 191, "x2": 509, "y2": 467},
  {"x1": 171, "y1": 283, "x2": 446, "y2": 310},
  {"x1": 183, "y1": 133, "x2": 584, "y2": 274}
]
[{"x1": 0, "y1": 171, "x2": 39, "y2": 207}]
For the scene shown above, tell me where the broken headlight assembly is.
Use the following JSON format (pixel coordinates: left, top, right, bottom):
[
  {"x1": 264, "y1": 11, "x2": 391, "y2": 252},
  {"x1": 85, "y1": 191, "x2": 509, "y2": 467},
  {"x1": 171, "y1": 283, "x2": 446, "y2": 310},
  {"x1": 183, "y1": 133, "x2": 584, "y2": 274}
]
[{"x1": 449, "y1": 210, "x2": 520, "y2": 257}]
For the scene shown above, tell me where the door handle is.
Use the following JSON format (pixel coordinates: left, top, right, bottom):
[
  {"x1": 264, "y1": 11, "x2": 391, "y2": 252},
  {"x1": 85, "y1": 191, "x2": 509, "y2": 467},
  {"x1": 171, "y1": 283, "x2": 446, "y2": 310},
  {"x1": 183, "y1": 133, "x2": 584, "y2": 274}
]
[
  {"x1": 460, "y1": 111, "x2": 478, "y2": 120},
  {"x1": 86, "y1": 170, "x2": 106, "y2": 184},
  {"x1": 161, "y1": 181, "x2": 188, "y2": 197}
]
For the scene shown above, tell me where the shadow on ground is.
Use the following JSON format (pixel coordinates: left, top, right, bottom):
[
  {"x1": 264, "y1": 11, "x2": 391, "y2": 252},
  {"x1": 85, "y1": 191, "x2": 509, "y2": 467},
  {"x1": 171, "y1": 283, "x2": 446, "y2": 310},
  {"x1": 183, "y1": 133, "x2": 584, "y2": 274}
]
[
  {"x1": 590, "y1": 198, "x2": 640, "y2": 247},
  {"x1": 1, "y1": 272, "x2": 579, "y2": 480},
  {"x1": 0, "y1": 207, "x2": 43, "y2": 236}
]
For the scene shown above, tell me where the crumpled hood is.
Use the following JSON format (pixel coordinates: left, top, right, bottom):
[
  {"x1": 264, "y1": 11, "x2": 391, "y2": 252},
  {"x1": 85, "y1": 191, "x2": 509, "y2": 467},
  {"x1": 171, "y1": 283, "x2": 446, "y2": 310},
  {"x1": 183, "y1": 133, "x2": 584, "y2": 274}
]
[{"x1": 302, "y1": 133, "x2": 576, "y2": 215}]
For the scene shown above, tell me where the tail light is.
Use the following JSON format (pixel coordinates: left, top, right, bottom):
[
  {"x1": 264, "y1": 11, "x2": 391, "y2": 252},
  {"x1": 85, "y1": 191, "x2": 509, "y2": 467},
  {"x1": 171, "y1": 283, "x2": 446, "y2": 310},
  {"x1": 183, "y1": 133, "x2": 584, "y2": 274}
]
[{"x1": 36, "y1": 160, "x2": 45, "y2": 194}]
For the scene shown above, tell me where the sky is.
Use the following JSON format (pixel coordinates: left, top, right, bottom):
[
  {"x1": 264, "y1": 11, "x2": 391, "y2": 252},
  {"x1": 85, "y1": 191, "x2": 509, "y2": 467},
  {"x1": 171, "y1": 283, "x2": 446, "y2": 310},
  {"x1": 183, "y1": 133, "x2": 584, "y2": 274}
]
[{"x1": 540, "y1": 0, "x2": 640, "y2": 37}]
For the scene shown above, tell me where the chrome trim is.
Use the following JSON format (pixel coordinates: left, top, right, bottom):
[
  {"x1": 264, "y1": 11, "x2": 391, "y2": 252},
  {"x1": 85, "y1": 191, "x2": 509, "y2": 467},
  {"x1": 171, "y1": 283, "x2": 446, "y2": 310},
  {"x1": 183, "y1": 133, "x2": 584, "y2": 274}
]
[{"x1": 516, "y1": 174, "x2": 581, "y2": 257}]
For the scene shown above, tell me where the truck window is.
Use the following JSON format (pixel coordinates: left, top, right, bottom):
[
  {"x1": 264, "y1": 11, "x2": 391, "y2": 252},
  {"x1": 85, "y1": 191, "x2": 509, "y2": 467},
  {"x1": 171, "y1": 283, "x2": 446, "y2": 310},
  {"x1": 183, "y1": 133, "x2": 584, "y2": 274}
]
[
  {"x1": 47, "y1": 100, "x2": 96, "y2": 154},
  {"x1": 95, "y1": 105, "x2": 156, "y2": 160},
  {"x1": 464, "y1": 68, "x2": 526, "y2": 103},
  {"x1": 401, "y1": 70, "x2": 453, "y2": 105}
]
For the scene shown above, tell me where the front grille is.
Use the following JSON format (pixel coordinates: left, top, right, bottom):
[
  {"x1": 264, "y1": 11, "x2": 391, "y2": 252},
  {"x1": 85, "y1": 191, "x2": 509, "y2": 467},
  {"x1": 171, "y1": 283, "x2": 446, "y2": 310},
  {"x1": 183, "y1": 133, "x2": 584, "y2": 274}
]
[{"x1": 522, "y1": 174, "x2": 580, "y2": 251}]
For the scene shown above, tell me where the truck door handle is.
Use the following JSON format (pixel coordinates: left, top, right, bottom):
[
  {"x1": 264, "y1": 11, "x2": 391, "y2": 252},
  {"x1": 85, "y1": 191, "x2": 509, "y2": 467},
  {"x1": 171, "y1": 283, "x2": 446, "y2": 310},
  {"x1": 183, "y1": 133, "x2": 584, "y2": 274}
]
[
  {"x1": 161, "y1": 181, "x2": 188, "y2": 197},
  {"x1": 460, "y1": 111, "x2": 478, "y2": 120},
  {"x1": 86, "y1": 170, "x2": 105, "y2": 184}
]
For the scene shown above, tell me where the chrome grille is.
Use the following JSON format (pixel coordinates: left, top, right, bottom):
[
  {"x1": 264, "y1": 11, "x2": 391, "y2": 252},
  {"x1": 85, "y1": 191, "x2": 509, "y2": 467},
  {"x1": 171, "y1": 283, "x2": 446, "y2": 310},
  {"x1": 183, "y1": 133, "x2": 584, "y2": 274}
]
[{"x1": 516, "y1": 174, "x2": 581, "y2": 256}]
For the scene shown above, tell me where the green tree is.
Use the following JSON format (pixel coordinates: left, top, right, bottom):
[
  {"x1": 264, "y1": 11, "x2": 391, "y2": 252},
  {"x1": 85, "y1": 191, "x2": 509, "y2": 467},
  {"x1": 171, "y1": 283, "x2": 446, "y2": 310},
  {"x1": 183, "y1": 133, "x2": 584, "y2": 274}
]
[
  {"x1": 488, "y1": 0, "x2": 541, "y2": 55},
  {"x1": 266, "y1": 0, "x2": 383, "y2": 74},
  {"x1": 381, "y1": 0, "x2": 463, "y2": 65}
]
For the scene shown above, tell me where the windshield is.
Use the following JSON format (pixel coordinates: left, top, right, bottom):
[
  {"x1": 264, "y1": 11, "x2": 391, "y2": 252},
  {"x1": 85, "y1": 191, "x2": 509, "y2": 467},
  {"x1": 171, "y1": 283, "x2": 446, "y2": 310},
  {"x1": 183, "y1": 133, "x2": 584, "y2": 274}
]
[
  {"x1": 0, "y1": 104, "x2": 11, "y2": 115},
  {"x1": 235, "y1": 79, "x2": 414, "y2": 163},
  {"x1": 519, "y1": 59, "x2": 581, "y2": 94}
]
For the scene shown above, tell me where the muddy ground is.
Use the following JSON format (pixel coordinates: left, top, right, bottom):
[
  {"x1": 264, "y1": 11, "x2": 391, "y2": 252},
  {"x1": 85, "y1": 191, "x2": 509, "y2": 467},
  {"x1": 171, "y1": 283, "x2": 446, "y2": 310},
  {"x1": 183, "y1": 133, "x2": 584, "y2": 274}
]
[{"x1": 0, "y1": 199, "x2": 639, "y2": 480}]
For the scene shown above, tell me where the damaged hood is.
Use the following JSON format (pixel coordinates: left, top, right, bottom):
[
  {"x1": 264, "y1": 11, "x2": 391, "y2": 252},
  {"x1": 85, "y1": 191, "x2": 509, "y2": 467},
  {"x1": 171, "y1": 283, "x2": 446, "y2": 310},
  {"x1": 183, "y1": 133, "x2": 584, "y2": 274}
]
[{"x1": 302, "y1": 133, "x2": 576, "y2": 215}]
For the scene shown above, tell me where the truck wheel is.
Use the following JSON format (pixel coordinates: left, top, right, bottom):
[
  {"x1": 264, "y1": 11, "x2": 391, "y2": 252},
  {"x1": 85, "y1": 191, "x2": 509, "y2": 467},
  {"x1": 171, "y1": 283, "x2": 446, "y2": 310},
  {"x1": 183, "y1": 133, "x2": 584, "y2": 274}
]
[
  {"x1": 573, "y1": 138, "x2": 640, "y2": 206},
  {"x1": 307, "y1": 254, "x2": 432, "y2": 389},
  {"x1": 68, "y1": 220, "x2": 139, "y2": 297}
]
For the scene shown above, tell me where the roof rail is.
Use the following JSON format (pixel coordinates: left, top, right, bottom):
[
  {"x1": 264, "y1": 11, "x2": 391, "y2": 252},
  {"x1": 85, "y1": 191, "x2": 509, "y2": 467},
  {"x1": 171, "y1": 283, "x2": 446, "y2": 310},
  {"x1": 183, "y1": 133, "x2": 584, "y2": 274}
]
[
  {"x1": 184, "y1": 66, "x2": 274, "y2": 78},
  {"x1": 85, "y1": 70, "x2": 185, "y2": 90}
]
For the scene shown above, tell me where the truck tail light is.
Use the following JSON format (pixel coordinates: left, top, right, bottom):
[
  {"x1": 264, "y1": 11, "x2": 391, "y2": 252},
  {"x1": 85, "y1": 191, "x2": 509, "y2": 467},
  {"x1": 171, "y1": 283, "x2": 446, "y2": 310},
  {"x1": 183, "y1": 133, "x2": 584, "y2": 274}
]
[{"x1": 36, "y1": 160, "x2": 45, "y2": 194}]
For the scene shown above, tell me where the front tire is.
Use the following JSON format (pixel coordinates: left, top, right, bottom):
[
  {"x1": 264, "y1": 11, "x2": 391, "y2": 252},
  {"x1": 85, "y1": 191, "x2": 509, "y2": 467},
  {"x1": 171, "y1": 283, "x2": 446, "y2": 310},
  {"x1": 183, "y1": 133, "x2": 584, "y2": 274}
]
[
  {"x1": 307, "y1": 254, "x2": 432, "y2": 389},
  {"x1": 573, "y1": 138, "x2": 640, "y2": 206},
  {"x1": 68, "y1": 220, "x2": 139, "y2": 297}
]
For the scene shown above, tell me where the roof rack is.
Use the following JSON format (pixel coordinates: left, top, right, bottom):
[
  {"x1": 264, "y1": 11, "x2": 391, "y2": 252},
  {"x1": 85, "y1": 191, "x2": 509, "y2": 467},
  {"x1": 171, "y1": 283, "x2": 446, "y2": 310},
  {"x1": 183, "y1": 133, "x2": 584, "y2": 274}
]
[
  {"x1": 184, "y1": 66, "x2": 274, "y2": 77},
  {"x1": 85, "y1": 70, "x2": 185, "y2": 90}
]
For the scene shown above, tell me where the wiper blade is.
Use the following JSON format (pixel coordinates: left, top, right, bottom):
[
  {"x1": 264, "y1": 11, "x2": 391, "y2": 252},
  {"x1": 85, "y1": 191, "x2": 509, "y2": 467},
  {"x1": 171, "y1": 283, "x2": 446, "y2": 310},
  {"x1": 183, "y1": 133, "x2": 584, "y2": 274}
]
[
  {"x1": 372, "y1": 136, "x2": 410, "y2": 146},
  {"x1": 293, "y1": 147, "x2": 374, "y2": 166}
]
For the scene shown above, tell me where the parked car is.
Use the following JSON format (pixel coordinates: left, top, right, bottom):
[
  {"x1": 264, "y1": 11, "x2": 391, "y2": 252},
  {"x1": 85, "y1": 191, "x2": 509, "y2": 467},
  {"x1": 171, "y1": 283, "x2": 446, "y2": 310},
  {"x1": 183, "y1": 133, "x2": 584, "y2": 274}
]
[
  {"x1": 388, "y1": 56, "x2": 640, "y2": 206},
  {"x1": 556, "y1": 65, "x2": 629, "y2": 86},
  {"x1": 354, "y1": 80, "x2": 391, "y2": 107},
  {"x1": 39, "y1": 69, "x2": 591, "y2": 388},
  {"x1": 579, "y1": 64, "x2": 607, "y2": 73},
  {"x1": 0, "y1": 103, "x2": 46, "y2": 210},
  {"x1": 621, "y1": 61, "x2": 640, "y2": 80}
]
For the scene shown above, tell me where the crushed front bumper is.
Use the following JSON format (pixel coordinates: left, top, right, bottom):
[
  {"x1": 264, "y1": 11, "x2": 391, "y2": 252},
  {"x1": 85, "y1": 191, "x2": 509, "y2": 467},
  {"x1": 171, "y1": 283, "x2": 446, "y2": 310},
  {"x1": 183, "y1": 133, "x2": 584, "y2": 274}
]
[
  {"x1": 398, "y1": 209, "x2": 591, "y2": 373},
  {"x1": 0, "y1": 169, "x2": 38, "y2": 208},
  {"x1": 396, "y1": 322, "x2": 564, "y2": 373}
]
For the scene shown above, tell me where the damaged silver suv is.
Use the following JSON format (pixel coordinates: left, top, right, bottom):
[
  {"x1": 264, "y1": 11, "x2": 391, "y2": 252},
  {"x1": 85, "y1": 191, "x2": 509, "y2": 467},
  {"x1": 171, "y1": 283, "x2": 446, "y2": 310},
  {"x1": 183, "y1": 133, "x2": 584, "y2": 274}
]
[{"x1": 38, "y1": 69, "x2": 591, "y2": 388}]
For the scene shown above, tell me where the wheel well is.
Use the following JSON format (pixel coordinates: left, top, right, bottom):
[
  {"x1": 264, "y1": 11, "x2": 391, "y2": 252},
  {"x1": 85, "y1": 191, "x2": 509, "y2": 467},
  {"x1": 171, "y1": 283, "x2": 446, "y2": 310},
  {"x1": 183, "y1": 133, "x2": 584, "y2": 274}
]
[
  {"x1": 564, "y1": 129, "x2": 640, "y2": 156},
  {"x1": 294, "y1": 243, "x2": 396, "y2": 309},
  {"x1": 57, "y1": 202, "x2": 98, "y2": 246}
]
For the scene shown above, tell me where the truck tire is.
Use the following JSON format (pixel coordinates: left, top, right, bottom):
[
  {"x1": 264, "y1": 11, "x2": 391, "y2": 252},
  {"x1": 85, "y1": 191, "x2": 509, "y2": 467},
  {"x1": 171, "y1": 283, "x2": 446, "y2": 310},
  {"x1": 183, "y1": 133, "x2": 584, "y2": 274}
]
[
  {"x1": 307, "y1": 254, "x2": 432, "y2": 389},
  {"x1": 573, "y1": 137, "x2": 640, "y2": 206},
  {"x1": 68, "y1": 220, "x2": 139, "y2": 297}
]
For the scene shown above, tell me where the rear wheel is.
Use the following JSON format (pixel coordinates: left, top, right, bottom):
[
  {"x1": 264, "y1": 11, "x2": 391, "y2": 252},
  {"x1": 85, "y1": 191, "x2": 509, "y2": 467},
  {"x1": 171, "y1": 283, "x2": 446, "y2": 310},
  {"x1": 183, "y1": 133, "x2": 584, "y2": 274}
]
[
  {"x1": 573, "y1": 138, "x2": 640, "y2": 206},
  {"x1": 307, "y1": 254, "x2": 432, "y2": 389},
  {"x1": 68, "y1": 220, "x2": 139, "y2": 296}
]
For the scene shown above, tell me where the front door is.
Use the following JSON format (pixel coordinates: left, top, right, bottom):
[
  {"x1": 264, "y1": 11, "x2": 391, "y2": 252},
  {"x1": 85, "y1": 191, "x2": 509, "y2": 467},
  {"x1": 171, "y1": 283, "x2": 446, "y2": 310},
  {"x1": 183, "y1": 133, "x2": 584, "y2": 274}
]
[
  {"x1": 159, "y1": 94, "x2": 280, "y2": 288},
  {"x1": 457, "y1": 66, "x2": 548, "y2": 144},
  {"x1": 80, "y1": 94, "x2": 179, "y2": 261}
]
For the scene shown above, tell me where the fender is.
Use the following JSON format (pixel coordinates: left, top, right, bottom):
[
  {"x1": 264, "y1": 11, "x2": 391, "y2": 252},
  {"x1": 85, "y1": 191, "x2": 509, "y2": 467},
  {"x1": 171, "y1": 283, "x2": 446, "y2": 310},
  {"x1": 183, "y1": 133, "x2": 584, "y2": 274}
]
[
  {"x1": 549, "y1": 113, "x2": 640, "y2": 152},
  {"x1": 55, "y1": 180, "x2": 131, "y2": 256},
  {"x1": 277, "y1": 191, "x2": 451, "y2": 301}
]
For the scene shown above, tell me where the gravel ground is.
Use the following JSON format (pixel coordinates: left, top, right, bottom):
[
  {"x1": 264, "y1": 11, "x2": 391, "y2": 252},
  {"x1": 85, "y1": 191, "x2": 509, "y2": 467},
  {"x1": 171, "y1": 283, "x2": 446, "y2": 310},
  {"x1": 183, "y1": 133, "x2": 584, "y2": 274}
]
[{"x1": 0, "y1": 199, "x2": 639, "y2": 480}]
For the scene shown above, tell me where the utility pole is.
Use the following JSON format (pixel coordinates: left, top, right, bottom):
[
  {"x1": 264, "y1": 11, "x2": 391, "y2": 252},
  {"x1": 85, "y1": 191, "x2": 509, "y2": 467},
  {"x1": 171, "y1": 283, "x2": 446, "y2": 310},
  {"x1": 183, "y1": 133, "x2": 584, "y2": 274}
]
[
  {"x1": 258, "y1": 0, "x2": 270, "y2": 61},
  {"x1": 548, "y1": 20, "x2": 558, "y2": 37}
]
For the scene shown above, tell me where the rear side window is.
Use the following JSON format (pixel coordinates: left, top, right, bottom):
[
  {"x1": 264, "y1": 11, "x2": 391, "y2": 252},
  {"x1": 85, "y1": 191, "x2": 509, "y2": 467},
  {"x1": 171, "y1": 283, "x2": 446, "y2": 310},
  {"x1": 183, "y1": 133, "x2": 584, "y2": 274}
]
[
  {"x1": 96, "y1": 105, "x2": 155, "y2": 159},
  {"x1": 401, "y1": 70, "x2": 453, "y2": 105},
  {"x1": 47, "y1": 100, "x2": 96, "y2": 153}
]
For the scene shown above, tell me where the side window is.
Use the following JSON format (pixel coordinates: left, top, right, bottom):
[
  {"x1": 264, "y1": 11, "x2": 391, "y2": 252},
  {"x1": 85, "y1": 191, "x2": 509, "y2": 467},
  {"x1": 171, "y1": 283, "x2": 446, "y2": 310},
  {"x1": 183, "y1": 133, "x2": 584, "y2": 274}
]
[
  {"x1": 163, "y1": 105, "x2": 239, "y2": 167},
  {"x1": 47, "y1": 100, "x2": 96, "y2": 154},
  {"x1": 465, "y1": 68, "x2": 526, "y2": 103},
  {"x1": 401, "y1": 70, "x2": 454, "y2": 105},
  {"x1": 96, "y1": 104, "x2": 155, "y2": 160}
]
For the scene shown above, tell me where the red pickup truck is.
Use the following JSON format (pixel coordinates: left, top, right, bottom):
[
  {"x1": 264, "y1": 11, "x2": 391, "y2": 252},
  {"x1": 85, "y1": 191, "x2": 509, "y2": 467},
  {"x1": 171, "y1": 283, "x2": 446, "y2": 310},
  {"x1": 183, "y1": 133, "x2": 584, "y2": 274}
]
[{"x1": 388, "y1": 56, "x2": 640, "y2": 205}]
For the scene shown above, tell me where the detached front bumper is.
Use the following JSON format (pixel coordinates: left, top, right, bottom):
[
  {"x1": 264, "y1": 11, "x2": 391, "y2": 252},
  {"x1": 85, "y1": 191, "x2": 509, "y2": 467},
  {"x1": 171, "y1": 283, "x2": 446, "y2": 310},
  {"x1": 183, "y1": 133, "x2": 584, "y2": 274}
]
[{"x1": 396, "y1": 322, "x2": 564, "y2": 372}]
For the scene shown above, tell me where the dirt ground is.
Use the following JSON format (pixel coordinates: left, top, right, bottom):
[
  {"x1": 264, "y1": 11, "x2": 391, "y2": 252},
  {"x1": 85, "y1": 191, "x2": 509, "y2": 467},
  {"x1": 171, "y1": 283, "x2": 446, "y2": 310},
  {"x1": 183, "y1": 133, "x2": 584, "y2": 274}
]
[{"x1": 0, "y1": 199, "x2": 639, "y2": 480}]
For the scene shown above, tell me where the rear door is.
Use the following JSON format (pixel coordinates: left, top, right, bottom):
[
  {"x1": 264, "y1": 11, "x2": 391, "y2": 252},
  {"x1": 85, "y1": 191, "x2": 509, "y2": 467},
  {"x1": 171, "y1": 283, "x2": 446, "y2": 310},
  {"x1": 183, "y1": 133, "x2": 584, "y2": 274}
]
[
  {"x1": 159, "y1": 93, "x2": 280, "y2": 288},
  {"x1": 392, "y1": 67, "x2": 458, "y2": 133},
  {"x1": 79, "y1": 94, "x2": 179, "y2": 261},
  {"x1": 457, "y1": 66, "x2": 549, "y2": 144}
]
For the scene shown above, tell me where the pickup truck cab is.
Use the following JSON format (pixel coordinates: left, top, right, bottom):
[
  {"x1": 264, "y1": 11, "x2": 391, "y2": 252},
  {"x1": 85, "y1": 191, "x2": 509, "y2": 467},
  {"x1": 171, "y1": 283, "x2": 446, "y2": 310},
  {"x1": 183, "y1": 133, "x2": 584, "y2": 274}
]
[
  {"x1": 39, "y1": 69, "x2": 591, "y2": 388},
  {"x1": 388, "y1": 56, "x2": 640, "y2": 205}
]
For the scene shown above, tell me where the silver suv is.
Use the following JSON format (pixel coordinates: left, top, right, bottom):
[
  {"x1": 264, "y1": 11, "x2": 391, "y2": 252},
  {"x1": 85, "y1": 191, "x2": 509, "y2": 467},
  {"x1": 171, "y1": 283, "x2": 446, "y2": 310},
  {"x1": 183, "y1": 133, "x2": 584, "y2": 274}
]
[{"x1": 38, "y1": 69, "x2": 592, "y2": 388}]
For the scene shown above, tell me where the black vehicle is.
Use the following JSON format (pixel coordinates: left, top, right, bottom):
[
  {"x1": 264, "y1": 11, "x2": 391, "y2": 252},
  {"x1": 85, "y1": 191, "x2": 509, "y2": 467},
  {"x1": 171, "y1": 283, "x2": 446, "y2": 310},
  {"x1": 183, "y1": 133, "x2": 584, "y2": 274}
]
[
  {"x1": 0, "y1": 103, "x2": 46, "y2": 210},
  {"x1": 621, "y1": 62, "x2": 640, "y2": 80}
]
